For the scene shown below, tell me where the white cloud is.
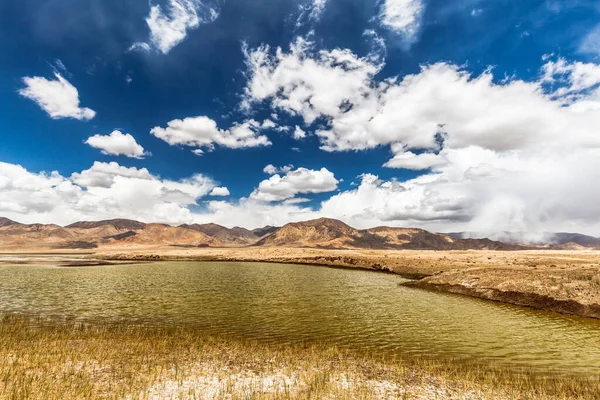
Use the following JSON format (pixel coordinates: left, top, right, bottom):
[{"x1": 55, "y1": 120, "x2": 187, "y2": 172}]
[
  {"x1": 134, "y1": 0, "x2": 219, "y2": 54},
  {"x1": 263, "y1": 164, "x2": 294, "y2": 175},
  {"x1": 196, "y1": 198, "x2": 318, "y2": 229},
  {"x1": 85, "y1": 130, "x2": 148, "y2": 159},
  {"x1": 18, "y1": 73, "x2": 95, "y2": 120},
  {"x1": 540, "y1": 57, "x2": 600, "y2": 101},
  {"x1": 129, "y1": 42, "x2": 152, "y2": 52},
  {"x1": 210, "y1": 187, "x2": 230, "y2": 196},
  {"x1": 261, "y1": 119, "x2": 277, "y2": 129},
  {"x1": 242, "y1": 37, "x2": 382, "y2": 124},
  {"x1": 379, "y1": 0, "x2": 424, "y2": 41},
  {"x1": 0, "y1": 161, "x2": 215, "y2": 225},
  {"x1": 54, "y1": 59, "x2": 67, "y2": 72},
  {"x1": 580, "y1": 24, "x2": 600, "y2": 56},
  {"x1": 263, "y1": 164, "x2": 278, "y2": 175},
  {"x1": 293, "y1": 125, "x2": 307, "y2": 139},
  {"x1": 384, "y1": 150, "x2": 448, "y2": 170},
  {"x1": 296, "y1": 0, "x2": 329, "y2": 26},
  {"x1": 251, "y1": 167, "x2": 338, "y2": 202},
  {"x1": 240, "y1": 40, "x2": 600, "y2": 234},
  {"x1": 70, "y1": 162, "x2": 154, "y2": 188},
  {"x1": 150, "y1": 116, "x2": 271, "y2": 151}
]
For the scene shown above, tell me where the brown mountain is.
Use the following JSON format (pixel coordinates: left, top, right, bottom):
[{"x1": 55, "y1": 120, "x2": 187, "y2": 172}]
[
  {"x1": 255, "y1": 218, "x2": 357, "y2": 248},
  {"x1": 252, "y1": 225, "x2": 280, "y2": 237},
  {"x1": 256, "y1": 218, "x2": 516, "y2": 250},
  {"x1": 0, "y1": 216, "x2": 520, "y2": 250},
  {"x1": 66, "y1": 219, "x2": 147, "y2": 231},
  {"x1": 181, "y1": 223, "x2": 258, "y2": 245},
  {"x1": 102, "y1": 223, "x2": 220, "y2": 247},
  {"x1": 0, "y1": 219, "x2": 218, "y2": 249},
  {"x1": 0, "y1": 217, "x2": 21, "y2": 228}
]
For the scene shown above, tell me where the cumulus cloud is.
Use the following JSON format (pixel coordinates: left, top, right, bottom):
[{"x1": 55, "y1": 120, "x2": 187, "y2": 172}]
[
  {"x1": 0, "y1": 161, "x2": 215, "y2": 225},
  {"x1": 379, "y1": 0, "x2": 424, "y2": 42},
  {"x1": 293, "y1": 126, "x2": 307, "y2": 139},
  {"x1": 150, "y1": 116, "x2": 271, "y2": 152},
  {"x1": 263, "y1": 164, "x2": 294, "y2": 175},
  {"x1": 384, "y1": 150, "x2": 448, "y2": 170},
  {"x1": 18, "y1": 73, "x2": 95, "y2": 120},
  {"x1": 70, "y1": 162, "x2": 154, "y2": 188},
  {"x1": 240, "y1": 40, "x2": 600, "y2": 233},
  {"x1": 242, "y1": 37, "x2": 382, "y2": 124},
  {"x1": 133, "y1": 0, "x2": 219, "y2": 54},
  {"x1": 263, "y1": 164, "x2": 278, "y2": 175},
  {"x1": 209, "y1": 187, "x2": 230, "y2": 196},
  {"x1": 251, "y1": 167, "x2": 338, "y2": 202},
  {"x1": 85, "y1": 130, "x2": 148, "y2": 159},
  {"x1": 261, "y1": 119, "x2": 277, "y2": 129},
  {"x1": 196, "y1": 198, "x2": 318, "y2": 229}
]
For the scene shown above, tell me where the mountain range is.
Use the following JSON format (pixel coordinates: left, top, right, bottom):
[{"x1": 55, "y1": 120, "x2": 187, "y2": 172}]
[
  {"x1": 449, "y1": 231, "x2": 600, "y2": 250},
  {"x1": 0, "y1": 216, "x2": 598, "y2": 250}
]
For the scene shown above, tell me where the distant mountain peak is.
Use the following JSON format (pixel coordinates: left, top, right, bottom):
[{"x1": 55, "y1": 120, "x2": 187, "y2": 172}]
[
  {"x1": 180, "y1": 223, "x2": 258, "y2": 245},
  {"x1": 0, "y1": 217, "x2": 21, "y2": 227},
  {"x1": 66, "y1": 219, "x2": 147, "y2": 231}
]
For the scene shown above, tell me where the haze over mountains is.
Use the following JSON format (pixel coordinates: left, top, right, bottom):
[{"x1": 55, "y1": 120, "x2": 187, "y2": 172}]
[{"x1": 0, "y1": 216, "x2": 598, "y2": 251}]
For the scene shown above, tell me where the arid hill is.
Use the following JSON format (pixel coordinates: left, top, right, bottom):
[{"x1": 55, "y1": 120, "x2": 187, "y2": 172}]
[
  {"x1": 0, "y1": 218, "x2": 218, "y2": 249},
  {"x1": 66, "y1": 219, "x2": 148, "y2": 231},
  {"x1": 0, "y1": 217, "x2": 21, "y2": 228},
  {"x1": 180, "y1": 223, "x2": 258, "y2": 245},
  {"x1": 255, "y1": 218, "x2": 517, "y2": 250},
  {"x1": 450, "y1": 231, "x2": 600, "y2": 249},
  {"x1": 3, "y1": 216, "x2": 596, "y2": 251},
  {"x1": 252, "y1": 226, "x2": 280, "y2": 238}
]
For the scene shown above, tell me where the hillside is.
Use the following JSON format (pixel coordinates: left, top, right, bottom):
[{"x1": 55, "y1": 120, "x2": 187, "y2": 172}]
[
  {"x1": 0, "y1": 217, "x2": 21, "y2": 228},
  {"x1": 66, "y1": 219, "x2": 147, "y2": 231},
  {"x1": 180, "y1": 223, "x2": 258, "y2": 245},
  {"x1": 450, "y1": 231, "x2": 600, "y2": 249},
  {"x1": 3, "y1": 216, "x2": 598, "y2": 251},
  {"x1": 255, "y1": 219, "x2": 517, "y2": 250},
  {"x1": 252, "y1": 226, "x2": 280, "y2": 237}
]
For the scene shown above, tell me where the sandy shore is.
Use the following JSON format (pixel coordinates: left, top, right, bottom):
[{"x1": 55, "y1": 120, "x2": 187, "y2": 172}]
[{"x1": 3, "y1": 245, "x2": 600, "y2": 319}]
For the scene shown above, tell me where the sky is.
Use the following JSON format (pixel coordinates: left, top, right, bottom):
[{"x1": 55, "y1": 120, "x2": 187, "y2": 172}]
[{"x1": 2, "y1": 0, "x2": 600, "y2": 234}]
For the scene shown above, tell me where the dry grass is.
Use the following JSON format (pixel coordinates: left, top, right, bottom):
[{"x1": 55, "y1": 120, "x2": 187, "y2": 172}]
[{"x1": 0, "y1": 316, "x2": 598, "y2": 399}]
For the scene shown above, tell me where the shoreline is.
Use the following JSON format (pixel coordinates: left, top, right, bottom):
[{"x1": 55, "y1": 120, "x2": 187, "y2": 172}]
[
  {"x1": 93, "y1": 248, "x2": 600, "y2": 320},
  {"x1": 3, "y1": 247, "x2": 600, "y2": 320}
]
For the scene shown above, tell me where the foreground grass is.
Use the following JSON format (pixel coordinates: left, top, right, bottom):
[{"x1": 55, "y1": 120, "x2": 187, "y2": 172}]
[{"x1": 0, "y1": 317, "x2": 598, "y2": 399}]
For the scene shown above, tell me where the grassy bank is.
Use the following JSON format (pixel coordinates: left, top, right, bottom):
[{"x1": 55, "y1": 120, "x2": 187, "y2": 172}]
[{"x1": 0, "y1": 317, "x2": 598, "y2": 399}]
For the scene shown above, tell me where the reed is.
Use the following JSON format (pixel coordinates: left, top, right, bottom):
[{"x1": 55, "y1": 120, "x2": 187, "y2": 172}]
[{"x1": 0, "y1": 316, "x2": 597, "y2": 399}]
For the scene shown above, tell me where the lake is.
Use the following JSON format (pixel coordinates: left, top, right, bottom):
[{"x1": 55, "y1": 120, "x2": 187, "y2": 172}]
[{"x1": 1, "y1": 261, "x2": 599, "y2": 376}]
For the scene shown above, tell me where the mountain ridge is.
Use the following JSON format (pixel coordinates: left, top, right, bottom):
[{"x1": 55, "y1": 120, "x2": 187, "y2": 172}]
[{"x1": 1, "y1": 216, "x2": 597, "y2": 250}]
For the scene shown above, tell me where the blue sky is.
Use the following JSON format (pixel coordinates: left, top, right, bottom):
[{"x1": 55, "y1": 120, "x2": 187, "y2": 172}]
[{"x1": 2, "y1": 0, "x2": 600, "y2": 234}]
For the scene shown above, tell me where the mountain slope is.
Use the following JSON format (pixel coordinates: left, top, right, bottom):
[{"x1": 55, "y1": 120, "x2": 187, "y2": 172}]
[
  {"x1": 255, "y1": 218, "x2": 357, "y2": 248},
  {"x1": 0, "y1": 217, "x2": 21, "y2": 228},
  {"x1": 3, "y1": 216, "x2": 590, "y2": 250},
  {"x1": 181, "y1": 223, "x2": 258, "y2": 245},
  {"x1": 252, "y1": 226, "x2": 280, "y2": 237},
  {"x1": 257, "y1": 219, "x2": 517, "y2": 250},
  {"x1": 66, "y1": 219, "x2": 147, "y2": 231},
  {"x1": 450, "y1": 231, "x2": 600, "y2": 249}
]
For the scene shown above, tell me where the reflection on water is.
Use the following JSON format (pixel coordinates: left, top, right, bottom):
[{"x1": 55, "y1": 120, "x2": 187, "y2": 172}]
[{"x1": 1, "y1": 261, "x2": 599, "y2": 375}]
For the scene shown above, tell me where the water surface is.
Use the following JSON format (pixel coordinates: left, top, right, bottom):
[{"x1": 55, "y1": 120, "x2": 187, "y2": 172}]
[{"x1": 1, "y1": 261, "x2": 599, "y2": 375}]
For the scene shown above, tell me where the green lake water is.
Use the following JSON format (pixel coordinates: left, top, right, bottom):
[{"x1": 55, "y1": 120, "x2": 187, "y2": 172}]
[{"x1": 1, "y1": 261, "x2": 599, "y2": 376}]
